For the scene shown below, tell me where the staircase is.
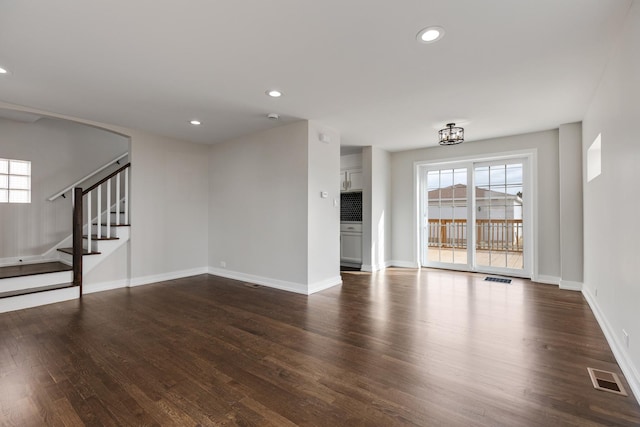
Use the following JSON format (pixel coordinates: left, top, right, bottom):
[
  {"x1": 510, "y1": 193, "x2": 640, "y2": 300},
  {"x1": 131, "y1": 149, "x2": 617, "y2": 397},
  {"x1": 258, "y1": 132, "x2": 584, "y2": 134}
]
[{"x1": 0, "y1": 161, "x2": 131, "y2": 313}]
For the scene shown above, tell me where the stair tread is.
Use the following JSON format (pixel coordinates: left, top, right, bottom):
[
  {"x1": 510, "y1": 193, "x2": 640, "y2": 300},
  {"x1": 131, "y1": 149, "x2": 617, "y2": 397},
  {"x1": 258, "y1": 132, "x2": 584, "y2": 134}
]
[
  {"x1": 92, "y1": 223, "x2": 130, "y2": 227},
  {"x1": 83, "y1": 235, "x2": 119, "y2": 241},
  {"x1": 57, "y1": 248, "x2": 101, "y2": 256},
  {"x1": 0, "y1": 283, "x2": 75, "y2": 299},
  {"x1": 0, "y1": 262, "x2": 72, "y2": 280}
]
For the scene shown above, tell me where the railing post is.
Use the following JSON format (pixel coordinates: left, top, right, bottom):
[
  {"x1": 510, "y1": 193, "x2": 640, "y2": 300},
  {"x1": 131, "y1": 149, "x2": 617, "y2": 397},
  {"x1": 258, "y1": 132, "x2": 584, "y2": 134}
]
[{"x1": 73, "y1": 187, "x2": 83, "y2": 296}]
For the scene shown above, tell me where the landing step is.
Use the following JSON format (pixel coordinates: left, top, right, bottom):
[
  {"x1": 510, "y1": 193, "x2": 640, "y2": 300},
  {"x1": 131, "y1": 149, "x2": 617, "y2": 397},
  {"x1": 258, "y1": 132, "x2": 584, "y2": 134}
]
[
  {"x1": 83, "y1": 235, "x2": 119, "y2": 241},
  {"x1": 0, "y1": 283, "x2": 75, "y2": 299},
  {"x1": 57, "y1": 248, "x2": 101, "y2": 256},
  {"x1": 0, "y1": 262, "x2": 72, "y2": 280}
]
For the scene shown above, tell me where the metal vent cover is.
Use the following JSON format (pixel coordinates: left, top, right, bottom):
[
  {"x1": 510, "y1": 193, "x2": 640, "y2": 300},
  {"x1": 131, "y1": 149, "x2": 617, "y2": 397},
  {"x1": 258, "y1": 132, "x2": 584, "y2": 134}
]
[
  {"x1": 587, "y1": 367, "x2": 628, "y2": 396},
  {"x1": 484, "y1": 276, "x2": 512, "y2": 284}
]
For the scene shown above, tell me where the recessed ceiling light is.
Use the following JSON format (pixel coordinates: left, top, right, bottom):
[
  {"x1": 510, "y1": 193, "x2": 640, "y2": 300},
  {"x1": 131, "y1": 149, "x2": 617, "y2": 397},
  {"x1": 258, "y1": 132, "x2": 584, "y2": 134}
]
[
  {"x1": 190, "y1": 120, "x2": 201, "y2": 125},
  {"x1": 417, "y1": 26, "x2": 445, "y2": 43},
  {"x1": 266, "y1": 89, "x2": 283, "y2": 98},
  {"x1": 0, "y1": 66, "x2": 8, "y2": 74}
]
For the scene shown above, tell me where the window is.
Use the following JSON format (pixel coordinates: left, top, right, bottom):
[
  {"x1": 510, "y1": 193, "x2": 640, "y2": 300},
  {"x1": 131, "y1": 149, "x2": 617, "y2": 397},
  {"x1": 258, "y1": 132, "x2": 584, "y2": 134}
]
[
  {"x1": 0, "y1": 158, "x2": 31, "y2": 203},
  {"x1": 587, "y1": 133, "x2": 601, "y2": 182}
]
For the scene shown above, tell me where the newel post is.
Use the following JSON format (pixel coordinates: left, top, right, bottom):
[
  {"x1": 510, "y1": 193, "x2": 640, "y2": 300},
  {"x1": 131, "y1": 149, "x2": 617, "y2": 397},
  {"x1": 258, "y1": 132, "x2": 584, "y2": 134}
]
[{"x1": 73, "y1": 187, "x2": 83, "y2": 296}]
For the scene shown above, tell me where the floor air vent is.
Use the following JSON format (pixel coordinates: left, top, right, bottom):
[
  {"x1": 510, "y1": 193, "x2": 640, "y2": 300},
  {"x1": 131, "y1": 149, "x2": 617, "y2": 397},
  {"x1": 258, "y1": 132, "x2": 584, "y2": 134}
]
[
  {"x1": 484, "y1": 277, "x2": 512, "y2": 284},
  {"x1": 587, "y1": 368, "x2": 628, "y2": 396},
  {"x1": 244, "y1": 283, "x2": 261, "y2": 289}
]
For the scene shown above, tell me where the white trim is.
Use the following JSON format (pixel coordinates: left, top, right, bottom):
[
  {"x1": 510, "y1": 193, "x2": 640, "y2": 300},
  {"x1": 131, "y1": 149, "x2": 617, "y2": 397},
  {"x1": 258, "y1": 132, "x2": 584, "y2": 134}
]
[
  {"x1": 532, "y1": 275, "x2": 561, "y2": 285},
  {"x1": 208, "y1": 267, "x2": 309, "y2": 295},
  {"x1": 129, "y1": 267, "x2": 209, "y2": 288},
  {"x1": 559, "y1": 280, "x2": 583, "y2": 291},
  {"x1": 388, "y1": 260, "x2": 420, "y2": 269},
  {"x1": 0, "y1": 287, "x2": 79, "y2": 314},
  {"x1": 83, "y1": 279, "x2": 129, "y2": 294},
  {"x1": 582, "y1": 288, "x2": 640, "y2": 404},
  {"x1": 209, "y1": 270, "x2": 341, "y2": 295},
  {"x1": 308, "y1": 276, "x2": 342, "y2": 294},
  {"x1": 360, "y1": 261, "x2": 392, "y2": 272}
]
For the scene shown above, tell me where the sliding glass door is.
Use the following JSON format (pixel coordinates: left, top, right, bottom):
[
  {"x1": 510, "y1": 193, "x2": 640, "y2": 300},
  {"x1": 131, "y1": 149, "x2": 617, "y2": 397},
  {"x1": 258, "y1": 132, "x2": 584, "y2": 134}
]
[{"x1": 421, "y1": 157, "x2": 531, "y2": 277}]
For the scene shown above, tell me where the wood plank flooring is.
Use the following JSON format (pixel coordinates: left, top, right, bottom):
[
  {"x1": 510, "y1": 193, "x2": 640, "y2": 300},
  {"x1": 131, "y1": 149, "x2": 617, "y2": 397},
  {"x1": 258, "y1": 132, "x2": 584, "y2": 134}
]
[{"x1": 0, "y1": 269, "x2": 639, "y2": 426}]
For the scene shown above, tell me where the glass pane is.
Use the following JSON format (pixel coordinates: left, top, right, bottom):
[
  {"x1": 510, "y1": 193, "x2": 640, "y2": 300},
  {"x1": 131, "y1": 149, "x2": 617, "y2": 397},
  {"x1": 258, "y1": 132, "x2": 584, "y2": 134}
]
[
  {"x1": 9, "y1": 189, "x2": 30, "y2": 203},
  {"x1": 9, "y1": 175, "x2": 30, "y2": 190},
  {"x1": 0, "y1": 160, "x2": 7, "y2": 174},
  {"x1": 9, "y1": 160, "x2": 30, "y2": 176},
  {"x1": 0, "y1": 189, "x2": 7, "y2": 202},
  {"x1": 489, "y1": 166, "x2": 506, "y2": 186},
  {"x1": 506, "y1": 164, "x2": 522, "y2": 181},
  {"x1": 427, "y1": 171, "x2": 440, "y2": 190},
  {"x1": 0, "y1": 175, "x2": 7, "y2": 188},
  {"x1": 426, "y1": 167, "x2": 468, "y2": 266}
]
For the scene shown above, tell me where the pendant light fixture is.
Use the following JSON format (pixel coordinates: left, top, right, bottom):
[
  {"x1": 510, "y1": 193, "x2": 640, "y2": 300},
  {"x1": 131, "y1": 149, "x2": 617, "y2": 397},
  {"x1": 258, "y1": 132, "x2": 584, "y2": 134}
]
[{"x1": 438, "y1": 123, "x2": 464, "y2": 145}]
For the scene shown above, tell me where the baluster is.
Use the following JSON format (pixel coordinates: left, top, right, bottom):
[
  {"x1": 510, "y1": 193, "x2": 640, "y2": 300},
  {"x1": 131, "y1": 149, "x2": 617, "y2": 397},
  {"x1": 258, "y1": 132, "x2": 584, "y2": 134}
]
[
  {"x1": 87, "y1": 191, "x2": 92, "y2": 255},
  {"x1": 124, "y1": 168, "x2": 129, "y2": 225},
  {"x1": 106, "y1": 178, "x2": 111, "y2": 238},
  {"x1": 97, "y1": 185, "x2": 102, "y2": 239},
  {"x1": 116, "y1": 172, "x2": 121, "y2": 225}
]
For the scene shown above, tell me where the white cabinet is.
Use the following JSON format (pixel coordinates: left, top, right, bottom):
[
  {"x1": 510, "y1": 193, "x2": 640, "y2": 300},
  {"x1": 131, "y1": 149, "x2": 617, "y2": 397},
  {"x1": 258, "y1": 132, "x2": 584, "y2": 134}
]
[
  {"x1": 340, "y1": 222, "x2": 362, "y2": 264},
  {"x1": 340, "y1": 169, "x2": 363, "y2": 192}
]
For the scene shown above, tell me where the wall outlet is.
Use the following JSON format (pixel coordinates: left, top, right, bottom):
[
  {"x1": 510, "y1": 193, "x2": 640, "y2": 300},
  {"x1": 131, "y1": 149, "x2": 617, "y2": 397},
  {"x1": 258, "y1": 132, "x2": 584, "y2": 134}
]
[
  {"x1": 220, "y1": 261, "x2": 226, "y2": 268},
  {"x1": 623, "y1": 329, "x2": 629, "y2": 348}
]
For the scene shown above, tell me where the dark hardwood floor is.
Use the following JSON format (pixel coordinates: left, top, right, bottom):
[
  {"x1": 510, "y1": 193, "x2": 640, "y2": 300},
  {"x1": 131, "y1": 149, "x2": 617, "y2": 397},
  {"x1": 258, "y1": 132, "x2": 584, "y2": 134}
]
[{"x1": 0, "y1": 269, "x2": 639, "y2": 426}]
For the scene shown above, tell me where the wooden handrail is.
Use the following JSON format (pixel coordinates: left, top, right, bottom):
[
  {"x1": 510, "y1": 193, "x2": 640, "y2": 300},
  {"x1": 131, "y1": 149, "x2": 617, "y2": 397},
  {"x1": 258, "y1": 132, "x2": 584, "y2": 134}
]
[
  {"x1": 83, "y1": 163, "x2": 130, "y2": 195},
  {"x1": 48, "y1": 152, "x2": 128, "y2": 201}
]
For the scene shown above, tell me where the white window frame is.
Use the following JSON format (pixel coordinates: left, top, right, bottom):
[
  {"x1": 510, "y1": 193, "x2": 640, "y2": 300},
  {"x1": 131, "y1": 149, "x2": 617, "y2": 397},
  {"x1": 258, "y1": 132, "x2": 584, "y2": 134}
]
[{"x1": 0, "y1": 158, "x2": 32, "y2": 204}]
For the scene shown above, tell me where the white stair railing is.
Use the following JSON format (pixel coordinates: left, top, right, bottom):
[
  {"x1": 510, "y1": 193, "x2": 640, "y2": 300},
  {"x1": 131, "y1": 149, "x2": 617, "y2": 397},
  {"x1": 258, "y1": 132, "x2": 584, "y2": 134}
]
[{"x1": 73, "y1": 163, "x2": 130, "y2": 293}]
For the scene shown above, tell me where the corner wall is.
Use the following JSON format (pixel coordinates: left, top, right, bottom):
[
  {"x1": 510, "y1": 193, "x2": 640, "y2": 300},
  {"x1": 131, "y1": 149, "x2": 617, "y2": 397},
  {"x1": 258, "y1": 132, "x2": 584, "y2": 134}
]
[
  {"x1": 582, "y1": 0, "x2": 640, "y2": 400},
  {"x1": 208, "y1": 121, "x2": 310, "y2": 292}
]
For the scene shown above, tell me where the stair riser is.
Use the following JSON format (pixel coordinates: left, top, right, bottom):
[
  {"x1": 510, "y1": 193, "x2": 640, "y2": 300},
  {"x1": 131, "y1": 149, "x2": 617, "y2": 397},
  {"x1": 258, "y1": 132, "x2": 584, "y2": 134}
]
[
  {"x1": 91, "y1": 225, "x2": 123, "y2": 238},
  {"x1": 0, "y1": 287, "x2": 79, "y2": 314},
  {"x1": 0, "y1": 271, "x2": 72, "y2": 293}
]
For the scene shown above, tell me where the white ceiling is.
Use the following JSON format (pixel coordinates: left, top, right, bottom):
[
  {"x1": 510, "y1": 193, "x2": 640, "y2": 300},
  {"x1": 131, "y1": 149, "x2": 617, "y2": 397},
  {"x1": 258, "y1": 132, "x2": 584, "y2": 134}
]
[{"x1": 0, "y1": 0, "x2": 632, "y2": 151}]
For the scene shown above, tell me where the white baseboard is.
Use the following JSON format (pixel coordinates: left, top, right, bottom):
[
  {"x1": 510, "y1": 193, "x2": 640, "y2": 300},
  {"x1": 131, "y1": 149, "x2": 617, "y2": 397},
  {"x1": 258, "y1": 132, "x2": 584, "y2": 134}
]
[
  {"x1": 0, "y1": 287, "x2": 79, "y2": 314},
  {"x1": 532, "y1": 275, "x2": 560, "y2": 285},
  {"x1": 308, "y1": 276, "x2": 342, "y2": 294},
  {"x1": 83, "y1": 279, "x2": 129, "y2": 294},
  {"x1": 360, "y1": 261, "x2": 391, "y2": 272},
  {"x1": 582, "y1": 288, "x2": 640, "y2": 404},
  {"x1": 388, "y1": 260, "x2": 420, "y2": 269},
  {"x1": 559, "y1": 279, "x2": 583, "y2": 291},
  {"x1": 129, "y1": 267, "x2": 209, "y2": 288},
  {"x1": 208, "y1": 267, "x2": 308, "y2": 294},
  {"x1": 209, "y1": 268, "x2": 341, "y2": 295}
]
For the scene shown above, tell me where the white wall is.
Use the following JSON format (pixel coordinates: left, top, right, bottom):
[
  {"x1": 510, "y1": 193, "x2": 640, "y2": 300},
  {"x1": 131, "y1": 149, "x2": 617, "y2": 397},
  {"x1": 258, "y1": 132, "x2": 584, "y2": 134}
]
[
  {"x1": 390, "y1": 129, "x2": 561, "y2": 280},
  {"x1": 558, "y1": 122, "x2": 584, "y2": 289},
  {"x1": 340, "y1": 153, "x2": 362, "y2": 170},
  {"x1": 582, "y1": 0, "x2": 640, "y2": 399},
  {"x1": 307, "y1": 122, "x2": 341, "y2": 289},
  {"x1": 0, "y1": 117, "x2": 128, "y2": 261},
  {"x1": 208, "y1": 121, "x2": 310, "y2": 289},
  {"x1": 362, "y1": 146, "x2": 391, "y2": 271},
  {"x1": 129, "y1": 131, "x2": 210, "y2": 283}
]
